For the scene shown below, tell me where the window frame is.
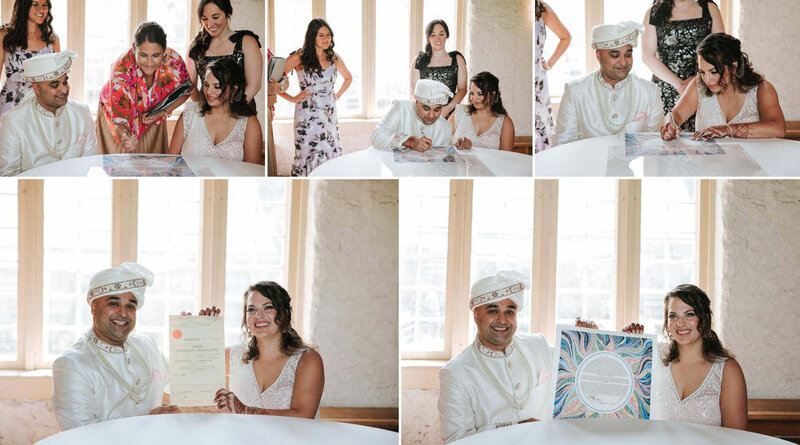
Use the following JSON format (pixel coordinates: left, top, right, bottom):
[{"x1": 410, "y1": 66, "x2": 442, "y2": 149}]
[
  {"x1": 267, "y1": 0, "x2": 467, "y2": 120},
  {"x1": 401, "y1": 179, "x2": 716, "y2": 388},
  {"x1": 2, "y1": 178, "x2": 305, "y2": 371}
]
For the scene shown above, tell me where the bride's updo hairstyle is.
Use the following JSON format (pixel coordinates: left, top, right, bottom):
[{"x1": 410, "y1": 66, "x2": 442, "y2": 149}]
[
  {"x1": 241, "y1": 281, "x2": 308, "y2": 363},
  {"x1": 696, "y1": 33, "x2": 763, "y2": 96},
  {"x1": 662, "y1": 284, "x2": 732, "y2": 365}
]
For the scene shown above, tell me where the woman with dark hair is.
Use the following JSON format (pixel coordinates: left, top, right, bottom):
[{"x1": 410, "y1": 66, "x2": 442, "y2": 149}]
[
  {"x1": 448, "y1": 71, "x2": 515, "y2": 151},
  {"x1": 97, "y1": 22, "x2": 190, "y2": 154},
  {"x1": 279, "y1": 18, "x2": 352, "y2": 176},
  {"x1": 213, "y1": 281, "x2": 324, "y2": 418},
  {"x1": 411, "y1": 19, "x2": 466, "y2": 119},
  {"x1": 0, "y1": 0, "x2": 60, "y2": 115},
  {"x1": 660, "y1": 33, "x2": 785, "y2": 141},
  {"x1": 186, "y1": 0, "x2": 262, "y2": 109},
  {"x1": 643, "y1": 0, "x2": 724, "y2": 132},
  {"x1": 168, "y1": 58, "x2": 262, "y2": 164},
  {"x1": 624, "y1": 284, "x2": 747, "y2": 429},
  {"x1": 535, "y1": 0, "x2": 570, "y2": 152}
]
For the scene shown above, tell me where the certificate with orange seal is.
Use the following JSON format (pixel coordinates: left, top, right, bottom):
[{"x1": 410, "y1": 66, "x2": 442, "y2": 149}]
[{"x1": 168, "y1": 315, "x2": 226, "y2": 406}]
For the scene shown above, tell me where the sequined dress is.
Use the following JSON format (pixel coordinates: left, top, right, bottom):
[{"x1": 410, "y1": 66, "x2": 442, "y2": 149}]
[
  {"x1": 0, "y1": 44, "x2": 54, "y2": 115},
  {"x1": 535, "y1": 16, "x2": 554, "y2": 152},
  {"x1": 415, "y1": 50, "x2": 462, "y2": 104},
  {"x1": 229, "y1": 342, "x2": 318, "y2": 417},
  {"x1": 190, "y1": 30, "x2": 261, "y2": 112},
  {"x1": 650, "y1": 0, "x2": 714, "y2": 132},
  {"x1": 662, "y1": 358, "x2": 728, "y2": 426}
]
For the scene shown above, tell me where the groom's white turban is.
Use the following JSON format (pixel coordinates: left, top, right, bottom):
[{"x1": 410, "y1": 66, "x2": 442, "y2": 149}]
[
  {"x1": 87, "y1": 263, "x2": 154, "y2": 308},
  {"x1": 469, "y1": 271, "x2": 529, "y2": 311},
  {"x1": 591, "y1": 21, "x2": 645, "y2": 50}
]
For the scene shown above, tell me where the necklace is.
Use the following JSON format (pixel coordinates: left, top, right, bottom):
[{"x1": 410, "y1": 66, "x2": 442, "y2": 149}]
[
  {"x1": 593, "y1": 71, "x2": 635, "y2": 135},
  {"x1": 31, "y1": 102, "x2": 71, "y2": 160},
  {"x1": 472, "y1": 338, "x2": 534, "y2": 410},
  {"x1": 88, "y1": 336, "x2": 152, "y2": 404}
]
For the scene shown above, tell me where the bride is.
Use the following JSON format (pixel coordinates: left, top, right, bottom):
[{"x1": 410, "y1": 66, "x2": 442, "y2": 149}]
[
  {"x1": 624, "y1": 284, "x2": 747, "y2": 429},
  {"x1": 661, "y1": 33, "x2": 784, "y2": 141},
  {"x1": 201, "y1": 281, "x2": 324, "y2": 418}
]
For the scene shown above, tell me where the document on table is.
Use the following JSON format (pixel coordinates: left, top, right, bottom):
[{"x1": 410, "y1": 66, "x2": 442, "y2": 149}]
[
  {"x1": 553, "y1": 325, "x2": 655, "y2": 419},
  {"x1": 169, "y1": 315, "x2": 226, "y2": 406}
]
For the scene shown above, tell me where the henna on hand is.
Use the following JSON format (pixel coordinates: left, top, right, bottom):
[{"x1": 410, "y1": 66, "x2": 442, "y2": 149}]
[{"x1": 731, "y1": 123, "x2": 751, "y2": 139}]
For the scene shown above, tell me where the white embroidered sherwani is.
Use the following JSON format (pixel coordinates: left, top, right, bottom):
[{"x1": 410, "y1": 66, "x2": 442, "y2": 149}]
[
  {"x1": 51, "y1": 330, "x2": 168, "y2": 431},
  {"x1": 0, "y1": 98, "x2": 98, "y2": 176},
  {"x1": 438, "y1": 334, "x2": 554, "y2": 443},
  {"x1": 553, "y1": 70, "x2": 663, "y2": 146},
  {"x1": 371, "y1": 100, "x2": 452, "y2": 150}
]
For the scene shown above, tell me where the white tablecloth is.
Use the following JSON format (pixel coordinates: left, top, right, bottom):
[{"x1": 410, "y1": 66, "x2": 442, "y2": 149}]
[
  {"x1": 37, "y1": 413, "x2": 398, "y2": 445},
  {"x1": 308, "y1": 147, "x2": 532, "y2": 177},
  {"x1": 535, "y1": 134, "x2": 800, "y2": 177},
  {"x1": 18, "y1": 154, "x2": 265, "y2": 177},
  {"x1": 451, "y1": 419, "x2": 789, "y2": 444}
]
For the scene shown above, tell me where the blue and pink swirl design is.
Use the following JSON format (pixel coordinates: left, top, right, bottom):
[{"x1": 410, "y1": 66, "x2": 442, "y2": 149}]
[{"x1": 553, "y1": 329, "x2": 653, "y2": 419}]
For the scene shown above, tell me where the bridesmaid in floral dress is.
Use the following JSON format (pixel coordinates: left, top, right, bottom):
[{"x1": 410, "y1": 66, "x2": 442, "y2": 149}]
[
  {"x1": 279, "y1": 18, "x2": 352, "y2": 177},
  {"x1": 534, "y1": 0, "x2": 570, "y2": 153},
  {"x1": 0, "y1": 0, "x2": 61, "y2": 115}
]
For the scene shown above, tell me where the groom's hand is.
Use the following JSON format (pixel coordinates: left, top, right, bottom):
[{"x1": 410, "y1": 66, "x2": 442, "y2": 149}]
[{"x1": 405, "y1": 136, "x2": 432, "y2": 152}]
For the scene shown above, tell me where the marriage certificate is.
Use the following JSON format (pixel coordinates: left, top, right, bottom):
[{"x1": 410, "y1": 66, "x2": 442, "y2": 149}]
[{"x1": 168, "y1": 315, "x2": 226, "y2": 406}]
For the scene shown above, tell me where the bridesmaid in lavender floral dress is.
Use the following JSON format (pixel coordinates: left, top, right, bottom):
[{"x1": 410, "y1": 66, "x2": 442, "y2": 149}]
[
  {"x1": 534, "y1": 0, "x2": 570, "y2": 153},
  {"x1": 279, "y1": 18, "x2": 352, "y2": 176}
]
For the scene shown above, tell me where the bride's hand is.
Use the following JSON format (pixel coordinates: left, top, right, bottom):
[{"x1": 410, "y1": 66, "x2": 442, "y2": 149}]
[{"x1": 214, "y1": 389, "x2": 247, "y2": 414}]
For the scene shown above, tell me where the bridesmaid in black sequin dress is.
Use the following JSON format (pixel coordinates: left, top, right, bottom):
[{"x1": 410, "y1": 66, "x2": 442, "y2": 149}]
[
  {"x1": 643, "y1": 0, "x2": 724, "y2": 131},
  {"x1": 411, "y1": 19, "x2": 467, "y2": 119}
]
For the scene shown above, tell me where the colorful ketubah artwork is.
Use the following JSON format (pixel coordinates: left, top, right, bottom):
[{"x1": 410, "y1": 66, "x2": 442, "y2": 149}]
[
  {"x1": 102, "y1": 155, "x2": 196, "y2": 177},
  {"x1": 392, "y1": 146, "x2": 465, "y2": 163},
  {"x1": 553, "y1": 325, "x2": 655, "y2": 420},
  {"x1": 625, "y1": 133, "x2": 725, "y2": 156}
]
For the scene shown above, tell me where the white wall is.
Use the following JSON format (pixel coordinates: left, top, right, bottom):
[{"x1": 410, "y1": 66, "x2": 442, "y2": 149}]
[
  {"x1": 715, "y1": 179, "x2": 800, "y2": 398},
  {"x1": 303, "y1": 180, "x2": 399, "y2": 407},
  {"x1": 738, "y1": 0, "x2": 800, "y2": 120},
  {"x1": 466, "y1": 0, "x2": 533, "y2": 136}
]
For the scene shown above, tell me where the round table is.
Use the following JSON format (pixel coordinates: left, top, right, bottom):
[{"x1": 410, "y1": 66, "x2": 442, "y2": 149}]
[
  {"x1": 37, "y1": 413, "x2": 398, "y2": 444},
  {"x1": 451, "y1": 419, "x2": 790, "y2": 444},
  {"x1": 308, "y1": 147, "x2": 532, "y2": 177},
  {"x1": 19, "y1": 154, "x2": 264, "y2": 177},
  {"x1": 535, "y1": 134, "x2": 800, "y2": 177}
]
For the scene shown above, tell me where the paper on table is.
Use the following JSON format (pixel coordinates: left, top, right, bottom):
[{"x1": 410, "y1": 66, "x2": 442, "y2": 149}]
[
  {"x1": 102, "y1": 155, "x2": 196, "y2": 177},
  {"x1": 169, "y1": 316, "x2": 226, "y2": 407},
  {"x1": 552, "y1": 325, "x2": 655, "y2": 420},
  {"x1": 625, "y1": 133, "x2": 725, "y2": 156},
  {"x1": 392, "y1": 146, "x2": 465, "y2": 163}
]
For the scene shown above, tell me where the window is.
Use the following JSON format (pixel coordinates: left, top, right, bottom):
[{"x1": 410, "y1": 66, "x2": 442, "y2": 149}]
[
  {"x1": 147, "y1": 0, "x2": 192, "y2": 59},
  {"x1": 224, "y1": 179, "x2": 290, "y2": 347},
  {"x1": 556, "y1": 180, "x2": 616, "y2": 330},
  {"x1": 42, "y1": 179, "x2": 111, "y2": 361},
  {"x1": 399, "y1": 180, "x2": 450, "y2": 355},
  {"x1": 270, "y1": 0, "x2": 467, "y2": 119},
  {"x1": 0, "y1": 182, "x2": 17, "y2": 363},
  {"x1": 400, "y1": 179, "x2": 712, "y2": 362},
  {"x1": 84, "y1": 0, "x2": 131, "y2": 106},
  {"x1": 639, "y1": 179, "x2": 697, "y2": 335},
  {"x1": 2, "y1": 179, "x2": 297, "y2": 370},
  {"x1": 137, "y1": 179, "x2": 202, "y2": 354}
]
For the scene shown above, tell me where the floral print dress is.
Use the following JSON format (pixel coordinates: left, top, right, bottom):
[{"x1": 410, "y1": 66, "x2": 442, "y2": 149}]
[
  {"x1": 99, "y1": 47, "x2": 190, "y2": 143},
  {"x1": 535, "y1": 16, "x2": 554, "y2": 153},
  {"x1": 292, "y1": 64, "x2": 342, "y2": 176},
  {"x1": 0, "y1": 44, "x2": 54, "y2": 115}
]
